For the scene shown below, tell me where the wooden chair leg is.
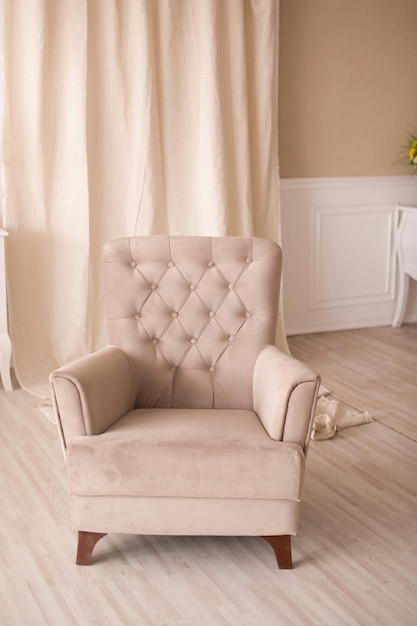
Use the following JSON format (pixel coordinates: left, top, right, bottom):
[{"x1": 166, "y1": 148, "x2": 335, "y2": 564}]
[
  {"x1": 261, "y1": 535, "x2": 293, "y2": 569},
  {"x1": 76, "y1": 531, "x2": 107, "y2": 565}
]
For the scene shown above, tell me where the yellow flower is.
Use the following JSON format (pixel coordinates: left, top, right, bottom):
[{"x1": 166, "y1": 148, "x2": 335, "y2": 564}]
[
  {"x1": 409, "y1": 139, "x2": 417, "y2": 162},
  {"x1": 394, "y1": 131, "x2": 417, "y2": 172}
]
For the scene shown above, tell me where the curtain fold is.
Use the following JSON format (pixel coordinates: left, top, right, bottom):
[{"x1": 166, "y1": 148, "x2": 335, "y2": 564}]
[{"x1": 1, "y1": 0, "x2": 284, "y2": 398}]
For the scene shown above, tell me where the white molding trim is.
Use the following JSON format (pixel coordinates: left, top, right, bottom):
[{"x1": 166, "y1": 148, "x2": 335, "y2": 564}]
[
  {"x1": 280, "y1": 175, "x2": 417, "y2": 335},
  {"x1": 309, "y1": 203, "x2": 396, "y2": 309},
  {"x1": 280, "y1": 175, "x2": 417, "y2": 191}
]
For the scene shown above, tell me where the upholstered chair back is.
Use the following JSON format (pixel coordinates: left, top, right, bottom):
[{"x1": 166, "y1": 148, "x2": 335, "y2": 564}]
[{"x1": 102, "y1": 236, "x2": 281, "y2": 410}]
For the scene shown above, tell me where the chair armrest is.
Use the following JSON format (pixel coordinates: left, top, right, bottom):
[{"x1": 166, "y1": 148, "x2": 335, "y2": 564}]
[
  {"x1": 50, "y1": 345, "x2": 133, "y2": 451},
  {"x1": 253, "y1": 346, "x2": 320, "y2": 449}
]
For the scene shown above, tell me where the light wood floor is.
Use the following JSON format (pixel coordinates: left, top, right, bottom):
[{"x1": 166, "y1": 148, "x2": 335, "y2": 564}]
[{"x1": 1, "y1": 324, "x2": 416, "y2": 625}]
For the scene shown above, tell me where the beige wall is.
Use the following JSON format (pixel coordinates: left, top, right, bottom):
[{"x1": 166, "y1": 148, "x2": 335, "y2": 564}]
[{"x1": 279, "y1": 0, "x2": 417, "y2": 178}]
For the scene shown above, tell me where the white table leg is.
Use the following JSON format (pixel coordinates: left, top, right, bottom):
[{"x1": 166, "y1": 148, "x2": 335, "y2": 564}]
[
  {"x1": 392, "y1": 272, "x2": 409, "y2": 328},
  {"x1": 0, "y1": 332, "x2": 13, "y2": 391}
]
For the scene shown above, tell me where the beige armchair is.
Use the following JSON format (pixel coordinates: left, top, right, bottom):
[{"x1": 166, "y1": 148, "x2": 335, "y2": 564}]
[{"x1": 50, "y1": 236, "x2": 320, "y2": 569}]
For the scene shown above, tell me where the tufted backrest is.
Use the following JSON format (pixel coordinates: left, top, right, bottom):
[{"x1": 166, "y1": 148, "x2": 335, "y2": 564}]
[{"x1": 102, "y1": 236, "x2": 281, "y2": 410}]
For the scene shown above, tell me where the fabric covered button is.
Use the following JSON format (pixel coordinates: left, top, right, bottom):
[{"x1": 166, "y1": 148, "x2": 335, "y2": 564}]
[
  {"x1": 209, "y1": 366, "x2": 215, "y2": 373},
  {"x1": 151, "y1": 284, "x2": 158, "y2": 290},
  {"x1": 130, "y1": 261, "x2": 137, "y2": 268},
  {"x1": 208, "y1": 310, "x2": 215, "y2": 318},
  {"x1": 228, "y1": 283, "x2": 234, "y2": 290},
  {"x1": 172, "y1": 311, "x2": 178, "y2": 318},
  {"x1": 168, "y1": 261, "x2": 175, "y2": 267},
  {"x1": 134, "y1": 313, "x2": 141, "y2": 320},
  {"x1": 228, "y1": 336, "x2": 234, "y2": 342},
  {"x1": 245, "y1": 311, "x2": 251, "y2": 318},
  {"x1": 245, "y1": 257, "x2": 252, "y2": 264},
  {"x1": 190, "y1": 337, "x2": 197, "y2": 344},
  {"x1": 152, "y1": 338, "x2": 159, "y2": 345},
  {"x1": 207, "y1": 261, "x2": 215, "y2": 267},
  {"x1": 190, "y1": 284, "x2": 196, "y2": 291}
]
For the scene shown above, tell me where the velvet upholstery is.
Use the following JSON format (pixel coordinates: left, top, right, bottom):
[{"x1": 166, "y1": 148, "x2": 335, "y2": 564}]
[
  {"x1": 67, "y1": 409, "x2": 305, "y2": 500},
  {"x1": 50, "y1": 236, "x2": 320, "y2": 567}
]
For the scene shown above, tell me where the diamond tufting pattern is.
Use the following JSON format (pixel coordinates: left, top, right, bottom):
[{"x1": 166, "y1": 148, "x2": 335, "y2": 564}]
[{"x1": 102, "y1": 236, "x2": 281, "y2": 410}]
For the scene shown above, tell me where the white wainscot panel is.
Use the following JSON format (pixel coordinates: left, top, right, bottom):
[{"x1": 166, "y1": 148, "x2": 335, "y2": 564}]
[
  {"x1": 281, "y1": 176, "x2": 417, "y2": 335},
  {"x1": 311, "y1": 205, "x2": 395, "y2": 309}
]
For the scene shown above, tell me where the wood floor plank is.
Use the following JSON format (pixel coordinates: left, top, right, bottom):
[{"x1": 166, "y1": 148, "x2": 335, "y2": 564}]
[{"x1": 289, "y1": 323, "x2": 417, "y2": 441}]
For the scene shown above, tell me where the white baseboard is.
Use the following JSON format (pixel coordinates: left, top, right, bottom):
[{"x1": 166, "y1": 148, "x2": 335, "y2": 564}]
[{"x1": 285, "y1": 313, "x2": 417, "y2": 337}]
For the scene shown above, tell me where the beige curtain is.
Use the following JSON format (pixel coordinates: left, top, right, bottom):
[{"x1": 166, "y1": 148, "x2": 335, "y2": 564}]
[{"x1": 2, "y1": 0, "x2": 284, "y2": 398}]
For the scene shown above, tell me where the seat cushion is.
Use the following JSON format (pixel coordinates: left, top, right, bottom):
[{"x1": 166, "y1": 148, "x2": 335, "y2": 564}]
[{"x1": 67, "y1": 409, "x2": 305, "y2": 501}]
